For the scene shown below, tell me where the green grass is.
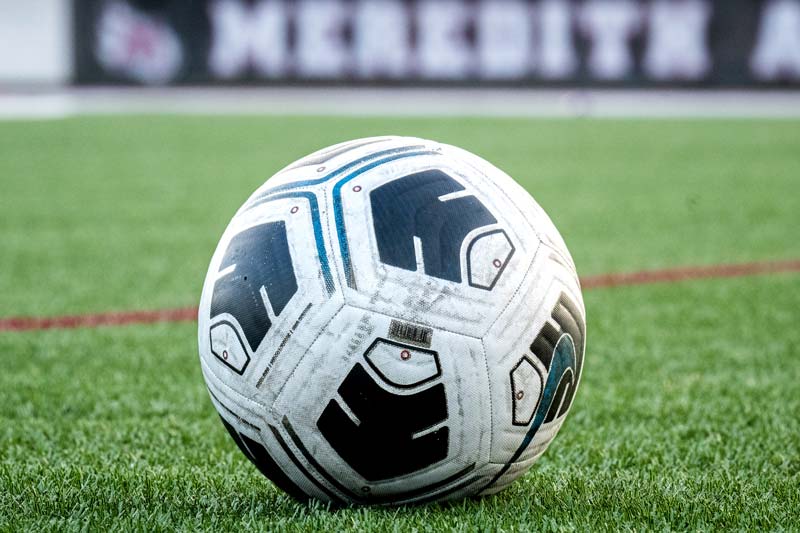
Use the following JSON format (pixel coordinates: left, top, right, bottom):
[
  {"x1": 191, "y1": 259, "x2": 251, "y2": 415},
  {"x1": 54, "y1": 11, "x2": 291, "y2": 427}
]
[{"x1": 1, "y1": 117, "x2": 799, "y2": 531}]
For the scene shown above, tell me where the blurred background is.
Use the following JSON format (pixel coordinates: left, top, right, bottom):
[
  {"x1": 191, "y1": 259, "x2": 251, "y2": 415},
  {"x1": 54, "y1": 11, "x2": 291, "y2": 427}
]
[
  {"x1": 2, "y1": 2, "x2": 799, "y2": 530},
  {"x1": 2, "y1": 0, "x2": 800, "y2": 117}
]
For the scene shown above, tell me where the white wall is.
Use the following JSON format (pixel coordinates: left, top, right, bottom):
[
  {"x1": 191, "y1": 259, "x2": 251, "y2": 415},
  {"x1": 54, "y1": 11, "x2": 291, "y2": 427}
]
[{"x1": 0, "y1": 0, "x2": 72, "y2": 84}]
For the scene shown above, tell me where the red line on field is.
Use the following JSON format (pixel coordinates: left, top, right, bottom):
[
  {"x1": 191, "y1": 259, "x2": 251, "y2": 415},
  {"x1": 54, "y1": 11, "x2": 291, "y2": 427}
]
[
  {"x1": 0, "y1": 306, "x2": 197, "y2": 332},
  {"x1": 1, "y1": 259, "x2": 798, "y2": 333},
  {"x1": 579, "y1": 258, "x2": 800, "y2": 290}
]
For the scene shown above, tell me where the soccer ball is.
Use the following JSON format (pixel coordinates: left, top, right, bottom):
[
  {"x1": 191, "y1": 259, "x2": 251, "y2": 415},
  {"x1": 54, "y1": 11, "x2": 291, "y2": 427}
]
[{"x1": 198, "y1": 136, "x2": 585, "y2": 505}]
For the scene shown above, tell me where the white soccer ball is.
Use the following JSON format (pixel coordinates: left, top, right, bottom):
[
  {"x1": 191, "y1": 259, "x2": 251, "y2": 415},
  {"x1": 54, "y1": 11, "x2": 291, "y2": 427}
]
[{"x1": 198, "y1": 136, "x2": 585, "y2": 505}]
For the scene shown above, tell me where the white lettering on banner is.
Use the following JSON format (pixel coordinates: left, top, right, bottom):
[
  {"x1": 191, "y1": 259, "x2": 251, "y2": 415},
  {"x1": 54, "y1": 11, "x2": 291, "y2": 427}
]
[
  {"x1": 208, "y1": 0, "x2": 286, "y2": 78},
  {"x1": 643, "y1": 0, "x2": 711, "y2": 80},
  {"x1": 751, "y1": 0, "x2": 800, "y2": 80},
  {"x1": 579, "y1": 0, "x2": 641, "y2": 80},
  {"x1": 197, "y1": 0, "x2": 798, "y2": 85},
  {"x1": 476, "y1": 1, "x2": 532, "y2": 79},
  {"x1": 353, "y1": 0, "x2": 410, "y2": 78},
  {"x1": 416, "y1": 0, "x2": 472, "y2": 79},
  {"x1": 538, "y1": 0, "x2": 578, "y2": 79},
  {"x1": 295, "y1": 0, "x2": 349, "y2": 77}
]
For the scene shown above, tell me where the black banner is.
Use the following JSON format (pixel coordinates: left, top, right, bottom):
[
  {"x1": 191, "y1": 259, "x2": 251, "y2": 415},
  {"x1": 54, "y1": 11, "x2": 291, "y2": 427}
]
[{"x1": 73, "y1": 0, "x2": 800, "y2": 86}]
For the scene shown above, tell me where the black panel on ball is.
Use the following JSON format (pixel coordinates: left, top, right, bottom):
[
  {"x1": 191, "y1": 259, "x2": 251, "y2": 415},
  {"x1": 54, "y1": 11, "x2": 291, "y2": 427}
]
[
  {"x1": 317, "y1": 363, "x2": 449, "y2": 481},
  {"x1": 370, "y1": 170, "x2": 496, "y2": 283},
  {"x1": 210, "y1": 221, "x2": 298, "y2": 352}
]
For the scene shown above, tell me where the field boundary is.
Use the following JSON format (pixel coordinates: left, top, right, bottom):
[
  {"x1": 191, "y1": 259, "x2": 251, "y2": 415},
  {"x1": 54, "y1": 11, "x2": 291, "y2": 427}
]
[
  {"x1": 2, "y1": 88, "x2": 800, "y2": 119},
  {"x1": 1, "y1": 259, "x2": 798, "y2": 333}
]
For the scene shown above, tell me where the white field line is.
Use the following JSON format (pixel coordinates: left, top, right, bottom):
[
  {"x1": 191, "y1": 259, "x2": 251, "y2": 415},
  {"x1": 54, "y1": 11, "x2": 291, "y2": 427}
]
[{"x1": 1, "y1": 87, "x2": 799, "y2": 119}]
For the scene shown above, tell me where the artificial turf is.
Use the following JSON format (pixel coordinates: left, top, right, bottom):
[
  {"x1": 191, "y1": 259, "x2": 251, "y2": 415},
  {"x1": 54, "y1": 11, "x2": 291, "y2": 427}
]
[{"x1": 1, "y1": 116, "x2": 798, "y2": 531}]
